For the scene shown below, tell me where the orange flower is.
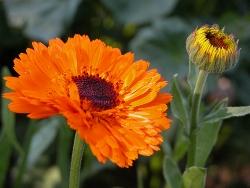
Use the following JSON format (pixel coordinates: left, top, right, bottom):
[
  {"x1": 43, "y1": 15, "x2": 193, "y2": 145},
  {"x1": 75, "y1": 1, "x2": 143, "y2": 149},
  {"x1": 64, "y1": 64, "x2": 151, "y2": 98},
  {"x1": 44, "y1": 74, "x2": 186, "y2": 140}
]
[{"x1": 4, "y1": 35, "x2": 172, "y2": 167}]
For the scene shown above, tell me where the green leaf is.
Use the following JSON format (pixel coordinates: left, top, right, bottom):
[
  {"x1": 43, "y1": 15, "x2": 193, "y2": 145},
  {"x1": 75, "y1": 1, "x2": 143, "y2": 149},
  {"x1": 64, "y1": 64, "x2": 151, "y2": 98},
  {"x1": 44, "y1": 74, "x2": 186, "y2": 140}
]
[
  {"x1": 0, "y1": 135, "x2": 12, "y2": 188},
  {"x1": 14, "y1": 121, "x2": 38, "y2": 188},
  {"x1": 0, "y1": 67, "x2": 15, "y2": 187},
  {"x1": 171, "y1": 74, "x2": 189, "y2": 126},
  {"x1": 163, "y1": 156, "x2": 183, "y2": 188},
  {"x1": 203, "y1": 105, "x2": 250, "y2": 123},
  {"x1": 130, "y1": 18, "x2": 191, "y2": 80},
  {"x1": 194, "y1": 121, "x2": 222, "y2": 167},
  {"x1": 101, "y1": 0, "x2": 178, "y2": 24},
  {"x1": 3, "y1": 0, "x2": 81, "y2": 41},
  {"x1": 162, "y1": 140, "x2": 172, "y2": 156},
  {"x1": 207, "y1": 98, "x2": 228, "y2": 113},
  {"x1": 173, "y1": 130, "x2": 189, "y2": 162},
  {"x1": 202, "y1": 98, "x2": 228, "y2": 123},
  {"x1": 226, "y1": 106, "x2": 250, "y2": 117},
  {"x1": 183, "y1": 167, "x2": 206, "y2": 188},
  {"x1": 81, "y1": 146, "x2": 114, "y2": 181},
  {"x1": 1, "y1": 67, "x2": 23, "y2": 155},
  {"x1": 27, "y1": 117, "x2": 61, "y2": 168}
]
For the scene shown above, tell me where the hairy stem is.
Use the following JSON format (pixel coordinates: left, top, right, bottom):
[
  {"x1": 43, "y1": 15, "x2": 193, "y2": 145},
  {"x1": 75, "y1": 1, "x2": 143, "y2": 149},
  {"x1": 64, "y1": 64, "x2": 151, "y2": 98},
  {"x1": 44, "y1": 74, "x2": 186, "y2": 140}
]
[
  {"x1": 69, "y1": 133, "x2": 84, "y2": 188},
  {"x1": 187, "y1": 70, "x2": 208, "y2": 167}
]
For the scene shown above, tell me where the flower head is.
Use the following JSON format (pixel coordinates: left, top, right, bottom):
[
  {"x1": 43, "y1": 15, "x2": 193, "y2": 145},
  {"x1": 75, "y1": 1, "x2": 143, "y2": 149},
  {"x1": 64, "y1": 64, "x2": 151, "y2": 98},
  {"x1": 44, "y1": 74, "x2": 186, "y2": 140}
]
[
  {"x1": 186, "y1": 25, "x2": 240, "y2": 73},
  {"x1": 3, "y1": 35, "x2": 172, "y2": 167}
]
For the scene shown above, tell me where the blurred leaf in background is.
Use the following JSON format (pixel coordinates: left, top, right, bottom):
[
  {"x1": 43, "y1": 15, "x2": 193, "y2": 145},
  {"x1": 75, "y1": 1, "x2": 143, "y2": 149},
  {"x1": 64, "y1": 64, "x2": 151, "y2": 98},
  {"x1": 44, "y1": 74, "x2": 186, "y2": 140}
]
[
  {"x1": 27, "y1": 118, "x2": 61, "y2": 169},
  {"x1": 0, "y1": 0, "x2": 250, "y2": 187},
  {"x1": 0, "y1": 68, "x2": 17, "y2": 188},
  {"x1": 101, "y1": 0, "x2": 178, "y2": 24},
  {"x1": 3, "y1": 0, "x2": 82, "y2": 41},
  {"x1": 130, "y1": 18, "x2": 191, "y2": 80},
  {"x1": 163, "y1": 156, "x2": 183, "y2": 188}
]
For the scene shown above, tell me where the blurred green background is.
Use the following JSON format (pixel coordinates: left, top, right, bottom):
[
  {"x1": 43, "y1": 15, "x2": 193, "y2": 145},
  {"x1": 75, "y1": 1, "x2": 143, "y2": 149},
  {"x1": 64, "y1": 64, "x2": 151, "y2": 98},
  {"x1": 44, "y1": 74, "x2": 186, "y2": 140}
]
[{"x1": 0, "y1": 0, "x2": 250, "y2": 188}]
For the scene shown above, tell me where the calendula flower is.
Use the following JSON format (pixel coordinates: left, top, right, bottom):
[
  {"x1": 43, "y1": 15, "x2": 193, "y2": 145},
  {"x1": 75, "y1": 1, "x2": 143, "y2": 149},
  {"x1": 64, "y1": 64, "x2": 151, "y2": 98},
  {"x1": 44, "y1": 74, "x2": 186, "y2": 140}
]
[
  {"x1": 186, "y1": 25, "x2": 240, "y2": 73},
  {"x1": 4, "y1": 35, "x2": 172, "y2": 167}
]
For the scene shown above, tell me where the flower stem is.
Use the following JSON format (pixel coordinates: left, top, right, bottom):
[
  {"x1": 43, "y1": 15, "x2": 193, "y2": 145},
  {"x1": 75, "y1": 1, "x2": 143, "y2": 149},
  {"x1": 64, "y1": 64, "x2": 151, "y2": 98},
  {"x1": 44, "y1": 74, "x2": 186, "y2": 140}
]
[
  {"x1": 69, "y1": 133, "x2": 84, "y2": 188},
  {"x1": 187, "y1": 70, "x2": 208, "y2": 167}
]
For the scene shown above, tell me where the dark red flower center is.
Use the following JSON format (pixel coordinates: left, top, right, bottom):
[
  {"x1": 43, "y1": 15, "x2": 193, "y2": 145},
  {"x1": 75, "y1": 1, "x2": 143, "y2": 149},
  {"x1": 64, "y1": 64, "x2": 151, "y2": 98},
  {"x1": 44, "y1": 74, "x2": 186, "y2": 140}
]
[
  {"x1": 206, "y1": 32, "x2": 228, "y2": 49},
  {"x1": 72, "y1": 74, "x2": 119, "y2": 109}
]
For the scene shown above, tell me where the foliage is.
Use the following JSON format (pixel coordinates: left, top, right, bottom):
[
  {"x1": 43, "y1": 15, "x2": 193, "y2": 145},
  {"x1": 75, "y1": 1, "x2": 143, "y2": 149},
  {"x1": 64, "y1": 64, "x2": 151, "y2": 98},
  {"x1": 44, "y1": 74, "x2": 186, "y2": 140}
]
[{"x1": 0, "y1": 0, "x2": 250, "y2": 187}]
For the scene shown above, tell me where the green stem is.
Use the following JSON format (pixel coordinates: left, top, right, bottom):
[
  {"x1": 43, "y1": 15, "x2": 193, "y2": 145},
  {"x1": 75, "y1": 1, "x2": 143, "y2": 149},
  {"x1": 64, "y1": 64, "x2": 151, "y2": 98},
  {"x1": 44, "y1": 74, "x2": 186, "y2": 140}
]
[
  {"x1": 188, "y1": 60, "x2": 192, "y2": 87},
  {"x1": 191, "y1": 70, "x2": 208, "y2": 130},
  {"x1": 187, "y1": 70, "x2": 208, "y2": 167},
  {"x1": 69, "y1": 133, "x2": 84, "y2": 188}
]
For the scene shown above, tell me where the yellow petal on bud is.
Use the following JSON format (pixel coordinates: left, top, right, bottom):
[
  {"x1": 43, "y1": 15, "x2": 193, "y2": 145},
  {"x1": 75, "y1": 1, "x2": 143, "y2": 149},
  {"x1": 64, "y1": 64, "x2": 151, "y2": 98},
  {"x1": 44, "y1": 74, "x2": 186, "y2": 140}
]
[{"x1": 186, "y1": 25, "x2": 240, "y2": 73}]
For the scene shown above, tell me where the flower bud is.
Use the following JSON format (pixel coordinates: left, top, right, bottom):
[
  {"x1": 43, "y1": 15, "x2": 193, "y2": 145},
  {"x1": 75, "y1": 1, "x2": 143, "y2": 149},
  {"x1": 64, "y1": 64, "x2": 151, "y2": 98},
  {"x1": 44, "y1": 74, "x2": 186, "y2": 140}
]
[{"x1": 186, "y1": 25, "x2": 240, "y2": 73}]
